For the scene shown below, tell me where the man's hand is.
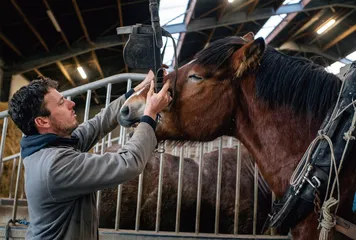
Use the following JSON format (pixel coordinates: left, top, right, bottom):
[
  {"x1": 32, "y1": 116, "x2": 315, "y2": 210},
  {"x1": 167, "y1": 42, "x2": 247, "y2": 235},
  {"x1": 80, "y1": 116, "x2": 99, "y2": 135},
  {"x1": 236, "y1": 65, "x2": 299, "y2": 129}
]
[
  {"x1": 134, "y1": 70, "x2": 155, "y2": 92},
  {"x1": 144, "y1": 80, "x2": 172, "y2": 120}
]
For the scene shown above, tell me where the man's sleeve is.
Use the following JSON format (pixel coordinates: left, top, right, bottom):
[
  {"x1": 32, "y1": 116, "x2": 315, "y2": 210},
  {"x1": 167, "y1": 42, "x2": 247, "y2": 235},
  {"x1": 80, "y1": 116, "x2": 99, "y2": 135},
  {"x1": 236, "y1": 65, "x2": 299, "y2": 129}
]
[
  {"x1": 72, "y1": 90, "x2": 135, "y2": 152},
  {"x1": 47, "y1": 122, "x2": 157, "y2": 202}
]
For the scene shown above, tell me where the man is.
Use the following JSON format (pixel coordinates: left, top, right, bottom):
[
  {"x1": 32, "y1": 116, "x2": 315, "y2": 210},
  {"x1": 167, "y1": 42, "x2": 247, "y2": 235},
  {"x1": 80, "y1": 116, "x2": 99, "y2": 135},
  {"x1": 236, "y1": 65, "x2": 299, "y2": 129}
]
[{"x1": 8, "y1": 70, "x2": 171, "y2": 240}]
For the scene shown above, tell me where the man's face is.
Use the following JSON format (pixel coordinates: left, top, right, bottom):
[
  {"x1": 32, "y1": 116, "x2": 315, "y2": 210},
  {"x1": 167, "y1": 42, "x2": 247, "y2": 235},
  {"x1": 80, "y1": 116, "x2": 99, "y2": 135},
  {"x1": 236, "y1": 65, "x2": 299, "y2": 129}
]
[{"x1": 44, "y1": 88, "x2": 78, "y2": 136}]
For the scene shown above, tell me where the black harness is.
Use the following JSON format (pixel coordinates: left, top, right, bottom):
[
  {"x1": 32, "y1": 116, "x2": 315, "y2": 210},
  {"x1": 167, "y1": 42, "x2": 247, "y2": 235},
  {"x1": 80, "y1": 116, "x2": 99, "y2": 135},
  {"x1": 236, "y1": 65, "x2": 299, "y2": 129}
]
[{"x1": 265, "y1": 61, "x2": 356, "y2": 233}]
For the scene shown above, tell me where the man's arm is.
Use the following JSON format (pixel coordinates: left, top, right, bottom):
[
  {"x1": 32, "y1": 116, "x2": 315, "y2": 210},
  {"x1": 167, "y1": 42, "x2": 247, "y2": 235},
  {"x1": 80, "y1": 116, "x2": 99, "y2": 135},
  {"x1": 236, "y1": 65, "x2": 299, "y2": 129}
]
[
  {"x1": 48, "y1": 122, "x2": 157, "y2": 202},
  {"x1": 72, "y1": 93, "x2": 129, "y2": 152},
  {"x1": 72, "y1": 71, "x2": 155, "y2": 152}
]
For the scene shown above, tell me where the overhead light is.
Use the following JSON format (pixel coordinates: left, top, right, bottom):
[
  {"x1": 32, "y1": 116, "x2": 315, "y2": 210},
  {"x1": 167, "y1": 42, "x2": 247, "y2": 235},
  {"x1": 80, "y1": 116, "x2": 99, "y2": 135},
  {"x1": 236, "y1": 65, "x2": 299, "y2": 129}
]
[
  {"x1": 316, "y1": 19, "x2": 336, "y2": 35},
  {"x1": 46, "y1": 10, "x2": 61, "y2": 32},
  {"x1": 77, "y1": 66, "x2": 87, "y2": 79},
  {"x1": 228, "y1": 0, "x2": 234, "y2": 2}
]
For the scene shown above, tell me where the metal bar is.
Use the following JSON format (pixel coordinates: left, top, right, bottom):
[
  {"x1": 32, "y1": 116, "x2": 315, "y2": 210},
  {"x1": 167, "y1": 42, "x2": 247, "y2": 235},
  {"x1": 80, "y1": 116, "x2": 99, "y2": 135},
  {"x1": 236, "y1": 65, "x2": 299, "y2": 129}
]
[
  {"x1": 2, "y1": 153, "x2": 21, "y2": 162},
  {"x1": 97, "y1": 229, "x2": 291, "y2": 239},
  {"x1": 175, "y1": 146, "x2": 185, "y2": 233},
  {"x1": 214, "y1": 137, "x2": 223, "y2": 234},
  {"x1": 234, "y1": 141, "x2": 242, "y2": 234},
  {"x1": 0, "y1": 117, "x2": 9, "y2": 179},
  {"x1": 228, "y1": 137, "x2": 233, "y2": 147},
  {"x1": 115, "y1": 184, "x2": 123, "y2": 230},
  {"x1": 9, "y1": 157, "x2": 18, "y2": 199},
  {"x1": 97, "y1": 83, "x2": 113, "y2": 216},
  {"x1": 253, "y1": 163, "x2": 259, "y2": 235},
  {"x1": 195, "y1": 142, "x2": 204, "y2": 233},
  {"x1": 20, "y1": 170, "x2": 25, "y2": 199},
  {"x1": 0, "y1": 73, "x2": 146, "y2": 118},
  {"x1": 84, "y1": 90, "x2": 92, "y2": 122},
  {"x1": 155, "y1": 147, "x2": 165, "y2": 232},
  {"x1": 11, "y1": 156, "x2": 23, "y2": 221},
  {"x1": 106, "y1": 83, "x2": 113, "y2": 147},
  {"x1": 135, "y1": 171, "x2": 144, "y2": 231}
]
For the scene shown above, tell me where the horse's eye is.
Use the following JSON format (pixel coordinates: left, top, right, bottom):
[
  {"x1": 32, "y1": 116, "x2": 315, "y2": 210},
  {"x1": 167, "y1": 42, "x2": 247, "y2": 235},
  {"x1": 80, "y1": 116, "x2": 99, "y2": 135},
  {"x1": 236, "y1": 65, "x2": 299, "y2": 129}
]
[{"x1": 188, "y1": 74, "x2": 203, "y2": 82}]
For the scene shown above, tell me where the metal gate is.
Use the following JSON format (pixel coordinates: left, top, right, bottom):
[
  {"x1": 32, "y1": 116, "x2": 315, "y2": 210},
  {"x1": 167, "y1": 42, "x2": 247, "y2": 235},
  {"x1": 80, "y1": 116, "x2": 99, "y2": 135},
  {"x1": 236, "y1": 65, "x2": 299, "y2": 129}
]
[{"x1": 0, "y1": 73, "x2": 290, "y2": 239}]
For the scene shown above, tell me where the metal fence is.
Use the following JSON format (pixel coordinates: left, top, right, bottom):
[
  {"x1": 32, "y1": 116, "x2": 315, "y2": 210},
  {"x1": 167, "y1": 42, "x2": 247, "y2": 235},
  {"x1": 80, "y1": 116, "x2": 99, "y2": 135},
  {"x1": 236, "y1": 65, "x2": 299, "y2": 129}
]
[{"x1": 0, "y1": 73, "x2": 289, "y2": 239}]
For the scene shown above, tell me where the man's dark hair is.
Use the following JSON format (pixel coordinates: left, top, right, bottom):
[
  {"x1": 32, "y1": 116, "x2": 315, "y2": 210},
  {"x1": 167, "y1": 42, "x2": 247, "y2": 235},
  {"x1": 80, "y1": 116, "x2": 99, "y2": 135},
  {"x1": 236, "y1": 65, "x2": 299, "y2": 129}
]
[{"x1": 8, "y1": 77, "x2": 58, "y2": 135}]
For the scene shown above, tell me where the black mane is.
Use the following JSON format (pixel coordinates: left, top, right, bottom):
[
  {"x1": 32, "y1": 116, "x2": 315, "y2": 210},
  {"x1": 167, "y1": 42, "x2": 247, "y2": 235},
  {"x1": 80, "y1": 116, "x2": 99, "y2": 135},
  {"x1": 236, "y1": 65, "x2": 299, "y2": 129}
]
[
  {"x1": 194, "y1": 36, "x2": 245, "y2": 73},
  {"x1": 194, "y1": 37, "x2": 341, "y2": 120},
  {"x1": 256, "y1": 47, "x2": 341, "y2": 119}
]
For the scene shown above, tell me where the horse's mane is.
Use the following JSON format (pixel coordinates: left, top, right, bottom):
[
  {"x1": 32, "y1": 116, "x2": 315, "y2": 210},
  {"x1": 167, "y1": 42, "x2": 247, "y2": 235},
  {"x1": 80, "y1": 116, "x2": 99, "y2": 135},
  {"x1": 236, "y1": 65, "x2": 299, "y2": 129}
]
[
  {"x1": 257, "y1": 47, "x2": 341, "y2": 119},
  {"x1": 194, "y1": 36, "x2": 245, "y2": 73},
  {"x1": 194, "y1": 37, "x2": 342, "y2": 120}
]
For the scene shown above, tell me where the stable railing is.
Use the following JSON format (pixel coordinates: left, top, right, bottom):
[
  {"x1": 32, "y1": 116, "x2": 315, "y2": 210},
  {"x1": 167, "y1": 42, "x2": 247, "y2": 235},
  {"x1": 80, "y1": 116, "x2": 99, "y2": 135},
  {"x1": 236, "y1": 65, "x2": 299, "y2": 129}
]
[{"x1": 0, "y1": 73, "x2": 289, "y2": 239}]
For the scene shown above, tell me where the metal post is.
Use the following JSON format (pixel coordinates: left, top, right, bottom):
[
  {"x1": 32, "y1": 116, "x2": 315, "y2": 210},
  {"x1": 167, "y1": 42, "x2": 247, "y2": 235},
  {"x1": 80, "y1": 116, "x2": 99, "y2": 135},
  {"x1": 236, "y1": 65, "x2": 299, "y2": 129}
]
[
  {"x1": 0, "y1": 117, "x2": 9, "y2": 179},
  {"x1": 214, "y1": 137, "x2": 223, "y2": 234},
  {"x1": 175, "y1": 146, "x2": 184, "y2": 233},
  {"x1": 234, "y1": 141, "x2": 242, "y2": 234},
  {"x1": 106, "y1": 83, "x2": 112, "y2": 147},
  {"x1": 115, "y1": 185, "x2": 123, "y2": 230},
  {"x1": 155, "y1": 146, "x2": 165, "y2": 232},
  {"x1": 195, "y1": 142, "x2": 204, "y2": 233},
  {"x1": 11, "y1": 156, "x2": 23, "y2": 221},
  {"x1": 135, "y1": 172, "x2": 144, "y2": 231},
  {"x1": 8, "y1": 157, "x2": 18, "y2": 199}
]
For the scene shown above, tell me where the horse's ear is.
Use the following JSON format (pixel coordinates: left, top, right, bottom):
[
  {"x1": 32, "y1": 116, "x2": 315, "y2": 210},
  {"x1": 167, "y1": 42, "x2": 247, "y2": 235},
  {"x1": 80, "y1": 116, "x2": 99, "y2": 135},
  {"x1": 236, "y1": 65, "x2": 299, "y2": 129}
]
[
  {"x1": 232, "y1": 37, "x2": 265, "y2": 77},
  {"x1": 242, "y1": 32, "x2": 254, "y2": 42}
]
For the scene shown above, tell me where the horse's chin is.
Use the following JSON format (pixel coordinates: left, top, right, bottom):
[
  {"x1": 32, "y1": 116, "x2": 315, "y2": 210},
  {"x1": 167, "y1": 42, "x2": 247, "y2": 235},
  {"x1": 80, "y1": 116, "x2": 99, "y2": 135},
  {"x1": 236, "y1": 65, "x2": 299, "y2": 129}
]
[{"x1": 118, "y1": 118, "x2": 140, "y2": 128}]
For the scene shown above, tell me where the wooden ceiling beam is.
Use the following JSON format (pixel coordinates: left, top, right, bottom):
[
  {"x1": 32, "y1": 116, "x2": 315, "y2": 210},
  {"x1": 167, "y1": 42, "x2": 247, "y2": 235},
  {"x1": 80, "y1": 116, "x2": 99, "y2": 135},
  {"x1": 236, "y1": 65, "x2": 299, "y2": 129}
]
[
  {"x1": 91, "y1": 51, "x2": 105, "y2": 79},
  {"x1": 0, "y1": 32, "x2": 23, "y2": 57},
  {"x1": 117, "y1": 0, "x2": 129, "y2": 73},
  {"x1": 11, "y1": 0, "x2": 49, "y2": 52},
  {"x1": 322, "y1": 24, "x2": 356, "y2": 51},
  {"x1": 72, "y1": 0, "x2": 92, "y2": 44},
  {"x1": 56, "y1": 61, "x2": 76, "y2": 87}
]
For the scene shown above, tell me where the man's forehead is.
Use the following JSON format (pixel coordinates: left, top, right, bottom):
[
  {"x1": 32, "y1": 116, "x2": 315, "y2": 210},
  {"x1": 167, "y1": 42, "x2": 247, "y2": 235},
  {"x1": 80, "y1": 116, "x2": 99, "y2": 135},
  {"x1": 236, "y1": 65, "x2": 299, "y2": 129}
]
[{"x1": 45, "y1": 88, "x2": 62, "y2": 103}]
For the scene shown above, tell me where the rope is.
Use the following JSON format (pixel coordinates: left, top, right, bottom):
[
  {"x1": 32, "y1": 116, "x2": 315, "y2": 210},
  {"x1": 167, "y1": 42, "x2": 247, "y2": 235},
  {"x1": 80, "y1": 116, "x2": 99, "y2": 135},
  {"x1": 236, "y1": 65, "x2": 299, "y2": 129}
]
[
  {"x1": 319, "y1": 198, "x2": 339, "y2": 240},
  {"x1": 289, "y1": 91, "x2": 356, "y2": 238}
]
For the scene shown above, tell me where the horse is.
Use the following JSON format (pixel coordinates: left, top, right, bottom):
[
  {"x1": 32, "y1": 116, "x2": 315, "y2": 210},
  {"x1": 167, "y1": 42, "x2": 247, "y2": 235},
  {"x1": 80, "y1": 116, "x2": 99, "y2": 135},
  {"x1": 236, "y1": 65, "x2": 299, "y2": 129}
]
[
  {"x1": 98, "y1": 144, "x2": 271, "y2": 234},
  {"x1": 118, "y1": 32, "x2": 356, "y2": 239}
]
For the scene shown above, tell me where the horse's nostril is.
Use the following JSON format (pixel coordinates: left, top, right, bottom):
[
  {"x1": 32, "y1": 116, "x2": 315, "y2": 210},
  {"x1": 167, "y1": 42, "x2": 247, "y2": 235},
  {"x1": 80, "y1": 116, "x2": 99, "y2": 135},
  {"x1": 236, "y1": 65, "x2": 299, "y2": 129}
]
[{"x1": 121, "y1": 106, "x2": 130, "y2": 118}]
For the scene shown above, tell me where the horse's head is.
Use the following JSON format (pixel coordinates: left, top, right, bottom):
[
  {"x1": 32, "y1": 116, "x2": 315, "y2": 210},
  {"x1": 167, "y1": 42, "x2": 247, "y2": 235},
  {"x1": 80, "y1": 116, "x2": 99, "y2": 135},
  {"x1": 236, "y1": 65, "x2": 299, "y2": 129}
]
[{"x1": 119, "y1": 32, "x2": 266, "y2": 141}]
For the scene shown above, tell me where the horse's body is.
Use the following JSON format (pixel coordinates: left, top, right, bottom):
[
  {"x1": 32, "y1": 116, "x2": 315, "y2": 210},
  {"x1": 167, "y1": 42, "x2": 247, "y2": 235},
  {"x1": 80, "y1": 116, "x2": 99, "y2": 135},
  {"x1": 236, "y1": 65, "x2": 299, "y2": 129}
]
[
  {"x1": 99, "y1": 144, "x2": 271, "y2": 234},
  {"x1": 119, "y1": 33, "x2": 356, "y2": 239}
]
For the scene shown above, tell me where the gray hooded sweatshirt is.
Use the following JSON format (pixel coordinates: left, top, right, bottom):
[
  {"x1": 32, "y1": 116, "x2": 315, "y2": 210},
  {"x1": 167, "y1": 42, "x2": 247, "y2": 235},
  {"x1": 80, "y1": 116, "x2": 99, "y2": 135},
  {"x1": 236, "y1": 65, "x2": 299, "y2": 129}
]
[{"x1": 21, "y1": 92, "x2": 157, "y2": 240}]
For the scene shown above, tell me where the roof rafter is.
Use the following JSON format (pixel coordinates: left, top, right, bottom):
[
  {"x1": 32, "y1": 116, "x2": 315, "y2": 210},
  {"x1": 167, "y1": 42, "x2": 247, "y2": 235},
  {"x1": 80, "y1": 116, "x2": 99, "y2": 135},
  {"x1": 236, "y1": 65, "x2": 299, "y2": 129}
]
[
  {"x1": 164, "y1": 1, "x2": 356, "y2": 34},
  {"x1": 11, "y1": 0, "x2": 49, "y2": 52},
  {"x1": 8, "y1": 36, "x2": 125, "y2": 74}
]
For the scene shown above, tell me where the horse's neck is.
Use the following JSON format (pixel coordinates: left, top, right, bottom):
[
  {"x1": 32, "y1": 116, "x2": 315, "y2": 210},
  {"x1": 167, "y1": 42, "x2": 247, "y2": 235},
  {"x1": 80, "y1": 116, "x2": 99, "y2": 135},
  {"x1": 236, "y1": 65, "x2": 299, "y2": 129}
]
[{"x1": 235, "y1": 79, "x2": 323, "y2": 197}]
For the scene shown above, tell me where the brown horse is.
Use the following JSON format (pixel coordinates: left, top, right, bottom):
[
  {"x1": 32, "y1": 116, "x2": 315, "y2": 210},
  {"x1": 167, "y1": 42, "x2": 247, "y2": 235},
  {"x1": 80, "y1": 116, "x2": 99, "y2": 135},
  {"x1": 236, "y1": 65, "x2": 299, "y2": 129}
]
[
  {"x1": 118, "y1": 33, "x2": 356, "y2": 239},
  {"x1": 99, "y1": 144, "x2": 271, "y2": 234}
]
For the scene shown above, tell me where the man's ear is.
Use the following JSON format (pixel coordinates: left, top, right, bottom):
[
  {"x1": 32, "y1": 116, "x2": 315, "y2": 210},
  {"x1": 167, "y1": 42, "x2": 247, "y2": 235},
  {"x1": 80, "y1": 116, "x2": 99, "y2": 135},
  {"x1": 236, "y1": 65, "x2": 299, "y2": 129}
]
[{"x1": 34, "y1": 116, "x2": 50, "y2": 129}]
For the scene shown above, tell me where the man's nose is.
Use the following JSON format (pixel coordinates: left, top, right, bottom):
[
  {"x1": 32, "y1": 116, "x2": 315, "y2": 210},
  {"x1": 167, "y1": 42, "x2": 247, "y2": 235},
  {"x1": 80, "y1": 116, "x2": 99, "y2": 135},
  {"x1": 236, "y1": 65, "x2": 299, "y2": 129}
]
[{"x1": 67, "y1": 99, "x2": 75, "y2": 108}]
